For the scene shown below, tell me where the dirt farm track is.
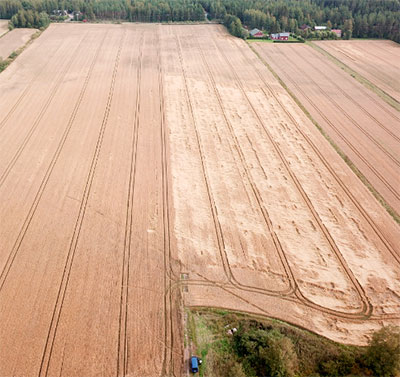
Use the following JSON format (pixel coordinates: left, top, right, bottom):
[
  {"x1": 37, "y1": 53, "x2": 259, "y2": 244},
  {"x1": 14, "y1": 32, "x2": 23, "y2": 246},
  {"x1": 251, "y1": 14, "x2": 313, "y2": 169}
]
[{"x1": 0, "y1": 23, "x2": 399, "y2": 376}]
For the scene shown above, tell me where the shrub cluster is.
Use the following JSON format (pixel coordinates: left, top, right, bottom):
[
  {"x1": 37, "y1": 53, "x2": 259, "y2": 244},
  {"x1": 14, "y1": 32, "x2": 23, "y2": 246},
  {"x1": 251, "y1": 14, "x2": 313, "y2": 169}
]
[
  {"x1": 224, "y1": 14, "x2": 248, "y2": 39},
  {"x1": 196, "y1": 311, "x2": 400, "y2": 377}
]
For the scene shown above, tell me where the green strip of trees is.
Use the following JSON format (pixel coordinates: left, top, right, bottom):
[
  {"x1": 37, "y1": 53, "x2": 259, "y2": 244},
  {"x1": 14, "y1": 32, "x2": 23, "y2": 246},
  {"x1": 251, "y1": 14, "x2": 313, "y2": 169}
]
[{"x1": 9, "y1": 9, "x2": 50, "y2": 29}]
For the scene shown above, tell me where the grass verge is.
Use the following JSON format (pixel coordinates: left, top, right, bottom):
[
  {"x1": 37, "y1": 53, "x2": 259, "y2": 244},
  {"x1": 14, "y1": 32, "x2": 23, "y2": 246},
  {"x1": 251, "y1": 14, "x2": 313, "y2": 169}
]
[
  {"x1": 247, "y1": 38, "x2": 274, "y2": 43},
  {"x1": 0, "y1": 28, "x2": 42, "y2": 74},
  {"x1": 0, "y1": 28, "x2": 10, "y2": 39},
  {"x1": 247, "y1": 41, "x2": 400, "y2": 224}
]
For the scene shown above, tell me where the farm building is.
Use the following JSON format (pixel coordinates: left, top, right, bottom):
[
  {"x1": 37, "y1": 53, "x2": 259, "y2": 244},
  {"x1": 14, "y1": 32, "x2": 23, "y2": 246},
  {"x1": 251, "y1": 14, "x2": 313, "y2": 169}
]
[
  {"x1": 300, "y1": 24, "x2": 311, "y2": 31},
  {"x1": 250, "y1": 28, "x2": 264, "y2": 38},
  {"x1": 270, "y1": 32, "x2": 290, "y2": 41},
  {"x1": 314, "y1": 26, "x2": 327, "y2": 31},
  {"x1": 331, "y1": 29, "x2": 342, "y2": 37}
]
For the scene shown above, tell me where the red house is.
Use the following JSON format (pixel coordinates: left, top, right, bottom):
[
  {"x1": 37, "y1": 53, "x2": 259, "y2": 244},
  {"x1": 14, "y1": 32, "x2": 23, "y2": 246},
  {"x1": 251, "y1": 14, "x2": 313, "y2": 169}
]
[
  {"x1": 250, "y1": 28, "x2": 264, "y2": 38},
  {"x1": 331, "y1": 29, "x2": 342, "y2": 38},
  {"x1": 270, "y1": 32, "x2": 290, "y2": 41}
]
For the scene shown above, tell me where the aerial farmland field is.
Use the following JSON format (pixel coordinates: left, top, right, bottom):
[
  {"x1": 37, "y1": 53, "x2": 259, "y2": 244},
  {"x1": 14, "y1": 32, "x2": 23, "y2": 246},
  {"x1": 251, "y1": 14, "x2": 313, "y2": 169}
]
[
  {"x1": 314, "y1": 40, "x2": 400, "y2": 103},
  {"x1": 0, "y1": 23, "x2": 399, "y2": 376},
  {"x1": 253, "y1": 42, "x2": 400, "y2": 215}
]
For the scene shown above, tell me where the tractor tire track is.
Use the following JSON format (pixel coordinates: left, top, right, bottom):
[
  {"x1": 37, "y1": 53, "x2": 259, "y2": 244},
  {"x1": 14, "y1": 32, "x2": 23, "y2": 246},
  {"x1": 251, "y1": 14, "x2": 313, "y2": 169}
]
[
  {"x1": 0, "y1": 31, "x2": 107, "y2": 293},
  {"x1": 175, "y1": 31, "x2": 295, "y2": 299},
  {"x1": 158, "y1": 27, "x2": 178, "y2": 377},
  {"x1": 117, "y1": 31, "x2": 143, "y2": 377},
  {"x1": 38, "y1": 29, "x2": 125, "y2": 377},
  {"x1": 0, "y1": 32, "x2": 89, "y2": 189},
  {"x1": 203, "y1": 28, "x2": 372, "y2": 317},
  {"x1": 265, "y1": 46, "x2": 399, "y2": 203}
]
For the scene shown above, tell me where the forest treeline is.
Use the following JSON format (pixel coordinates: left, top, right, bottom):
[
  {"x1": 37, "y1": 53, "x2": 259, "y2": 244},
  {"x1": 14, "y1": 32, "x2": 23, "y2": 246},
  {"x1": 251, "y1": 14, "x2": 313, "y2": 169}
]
[{"x1": 0, "y1": 0, "x2": 399, "y2": 42}]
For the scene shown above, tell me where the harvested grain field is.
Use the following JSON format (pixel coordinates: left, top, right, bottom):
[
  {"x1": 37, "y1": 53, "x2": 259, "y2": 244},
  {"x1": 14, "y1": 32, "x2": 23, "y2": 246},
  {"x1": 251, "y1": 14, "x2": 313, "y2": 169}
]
[
  {"x1": 0, "y1": 23, "x2": 181, "y2": 377},
  {"x1": 0, "y1": 20, "x2": 8, "y2": 37},
  {"x1": 0, "y1": 23, "x2": 399, "y2": 376},
  {"x1": 0, "y1": 27, "x2": 36, "y2": 59},
  {"x1": 253, "y1": 42, "x2": 400, "y2": 215},
  {"x1": 314, "y1": 40, "x2": 400, "y2": 103}
]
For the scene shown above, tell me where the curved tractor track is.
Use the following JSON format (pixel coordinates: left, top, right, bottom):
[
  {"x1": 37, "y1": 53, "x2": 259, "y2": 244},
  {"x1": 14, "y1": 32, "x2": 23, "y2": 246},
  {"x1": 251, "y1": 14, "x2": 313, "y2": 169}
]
[
  {"x1": 201, "y1": 28, "x2": 372, "y2": 318},
  {"x1": 163, "y1": 24, "x2": 400, "y2": 344}
]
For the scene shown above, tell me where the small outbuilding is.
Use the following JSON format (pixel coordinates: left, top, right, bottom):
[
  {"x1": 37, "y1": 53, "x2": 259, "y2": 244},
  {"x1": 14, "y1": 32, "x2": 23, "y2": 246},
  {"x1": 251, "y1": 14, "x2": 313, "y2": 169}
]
[
  {"x1": 270, "y1": 32, "x2": 290, "y2": 41},
  {"x1": 314, "y1": 26, "x2": 327, "y2": 31},
  {"x1": 250, "y1": 28, "x2": 264, "y2": 38},
  {"x1": 300, "y1": 24, "x2": 311, "y2": 30},
  {"x1": 331, "y1": 29, "x2": 342, "y2": 37}
]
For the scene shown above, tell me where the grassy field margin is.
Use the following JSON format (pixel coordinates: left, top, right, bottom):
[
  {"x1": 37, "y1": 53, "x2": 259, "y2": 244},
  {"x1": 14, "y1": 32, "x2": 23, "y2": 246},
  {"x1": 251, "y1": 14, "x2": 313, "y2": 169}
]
[{"x1": 0, "y1": 28, "x2": 42, "y2": 73}]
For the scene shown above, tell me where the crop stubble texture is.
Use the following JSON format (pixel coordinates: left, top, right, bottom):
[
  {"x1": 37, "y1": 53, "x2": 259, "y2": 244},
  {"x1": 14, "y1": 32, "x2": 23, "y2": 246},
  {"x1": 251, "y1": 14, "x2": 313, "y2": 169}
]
[
  {"x1": 0, "y1": 23, "x2": 399, "y2": 376},
  {"x1": 253, "y1": 41, "x2": 400, "y2": 215},
  {"x1": 0, "y1": 24, "x2": 181, "y2": 377},
  {"x1": 0, "y1": 28, "x2": 37, "y2": 59},
  {"x1": 164, "y1": 25, "x2": 399, "y2": 344},
  {"x1": 314, "y1": 40, "x2": 400, "y2": 103}
]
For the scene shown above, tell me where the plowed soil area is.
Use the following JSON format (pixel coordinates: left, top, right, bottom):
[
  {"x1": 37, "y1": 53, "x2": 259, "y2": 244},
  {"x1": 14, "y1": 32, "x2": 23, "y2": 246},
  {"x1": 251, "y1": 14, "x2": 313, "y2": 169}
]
[
  {"x1": 0, "y1": 23, "x2": 399, "y2": 376},
  {"x1": 0, "y1": 27, "x2": 36, "y2": 59},
  {"x1": 253, "y1": 42, "x2": 400, "y2": 215},
  {"x1": 314, "y1": 40, "x2": 400, "y2": 103},
  {"x1": 0, "y1": 20, "x2": 8, "y2": 37}
]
